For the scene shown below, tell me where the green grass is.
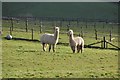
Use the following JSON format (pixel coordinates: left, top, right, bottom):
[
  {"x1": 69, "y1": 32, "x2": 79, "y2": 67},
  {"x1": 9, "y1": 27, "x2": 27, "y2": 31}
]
[
  {"x1": 2, "y1": 38, "x2": 119, "y2": 78},
  {"x1": 1, "y1": 20, "x2": 119, "y2": 78}
]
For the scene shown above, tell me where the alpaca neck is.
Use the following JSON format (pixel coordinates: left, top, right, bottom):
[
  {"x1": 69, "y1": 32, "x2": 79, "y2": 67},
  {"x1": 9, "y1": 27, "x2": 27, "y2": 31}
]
[
  {"x1": 54, "y1": 31, "x2": 59, "y2": 40},
  {"x1": 69, "y1": 34, "x2": 74, "y2": 42}
]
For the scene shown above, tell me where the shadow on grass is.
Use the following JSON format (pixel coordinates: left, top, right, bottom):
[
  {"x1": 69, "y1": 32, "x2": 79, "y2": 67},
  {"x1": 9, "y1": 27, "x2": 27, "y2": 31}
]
[
  {"x1": 5, "y1": 37, "x2": 40, "y2": 42},
  {"x1": 4, "y1": 37, "x2": 120, "y2": 51}
]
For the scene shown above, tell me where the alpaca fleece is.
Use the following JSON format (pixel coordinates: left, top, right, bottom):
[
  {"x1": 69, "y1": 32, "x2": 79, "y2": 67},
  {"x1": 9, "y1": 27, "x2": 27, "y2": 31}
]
[
  {"x1": 68, "y1": 29, "x2": 84, "y2": 53},
  {"x1": 40, "y1": 27, "x2": 59, "y2": 52}
]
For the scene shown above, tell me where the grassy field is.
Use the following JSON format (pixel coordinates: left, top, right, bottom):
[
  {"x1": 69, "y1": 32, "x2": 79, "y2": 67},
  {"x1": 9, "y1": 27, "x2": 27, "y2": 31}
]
[
  {"x1": 1, "y1": 20, "x2": 119, "y2": 78},
  {"x1": 2, "y1": 38, "x2": 119, "y2": 78}
]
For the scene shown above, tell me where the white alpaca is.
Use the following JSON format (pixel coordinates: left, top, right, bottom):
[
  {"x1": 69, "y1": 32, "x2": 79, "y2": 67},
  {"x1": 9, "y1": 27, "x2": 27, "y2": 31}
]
[
  {"x1": 68, "y1": 29, "x2": 84, "y2": 53},
  {"x1": 40, "y1": 27, "x2": 59, "y2": 52}
]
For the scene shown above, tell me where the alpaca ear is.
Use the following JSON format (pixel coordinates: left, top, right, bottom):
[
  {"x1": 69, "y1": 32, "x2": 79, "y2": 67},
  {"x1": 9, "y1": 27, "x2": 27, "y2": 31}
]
[
  {"x1": 67, "y1": 32, "x2": 69, "y2": 36},
  {"x1": 67, "y1": 31, "x2": 70, "y2": 36},
  {"x1": 54, "y1": 26, "x2": 56, "y2": 30},
  {"x1": 53, "y1": 26, "x2": 55, "y2": 31}
]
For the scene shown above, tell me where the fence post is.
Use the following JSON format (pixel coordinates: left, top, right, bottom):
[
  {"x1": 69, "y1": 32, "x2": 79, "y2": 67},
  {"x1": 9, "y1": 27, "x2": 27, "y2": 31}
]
[
  {"x1": 103, "y1": 22, "x2": 105, "y2": 29},
  {"x1": 34, "y1": 22, "x2": 36, "y2": 25},
  {"x1": 16, "y1": 19, "x2": 19, "y2": 24},
  {"x1": 67, "y1": 24, "x2": 70, "y2": 31},
  {"x1": 60, "y1": 20, "x2": 62, "y2": 27},
  {"x1": 25, "y1": 19, "x2": 28, "y2": 32},
  {"x1": 77, "y1": 19, "x2": 79, "y2": 27},
  {"x1": 95, "y1": 29, "x2": 97, "y2": 40},
  {"x1": 86, "y1": 21, "x2": 87, "y2": 28},
  {"x1": 31, "y1": 28, "x2": 33, "y2": 40},
  {"x1": 110, "y1": 30, "x2": 112, "y2": 42},
  {"x1": 81, "y1": 26, "x2": 82, "y2": 30},
  {"x1": 78, "y1": 33, "x2": 80, "y2": 37},
  {"x1": 94, "y1": 22, "x2": 96, "y2": 29},
  {"x1": 40, "y1": 21, "x2": 43, "y2": 33},
  {"x1": 106, "y1": 41, "x2": 108, "y2": 48},
  {"x1": 101, "y1": 41, "x2": 103, "y2": 48},
  {"x1": 34, "y1": 18, "x2": 37, "y2": 25},
  {"x1": 11, "y1": 17, "x2": 14, "y2": 31},
  {"x1": 68, "y1": 20, "x2": 70, "y2": 25},
  {"x1": 10, "y1": 26, "x2": 12, "y2": 35},
  {"x1": 55, "y1": 20, "x2": 56, "y2": 26},
  {"x1": 52, "y1": 20, "x2": 54, "y2": 26},
  {"x1": 39, "y1": 24, "x2": 42, "y2": 33},
  {"x1": 103, "y1": 36, "x2": 106, "y2": 48},
  {"x1": 81, "y1": 31, "x2": 83, "y2": 38}
]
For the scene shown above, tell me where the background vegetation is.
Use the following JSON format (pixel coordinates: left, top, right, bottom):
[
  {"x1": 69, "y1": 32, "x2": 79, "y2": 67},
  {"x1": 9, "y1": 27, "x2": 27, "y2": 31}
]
[{"x1": 2, "y1": 2, "x2": 118, "y2": 20}]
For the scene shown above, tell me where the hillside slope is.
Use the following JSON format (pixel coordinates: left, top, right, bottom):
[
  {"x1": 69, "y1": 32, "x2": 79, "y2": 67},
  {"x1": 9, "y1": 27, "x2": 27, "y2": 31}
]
[{"x1": 2, "y1": 2, "x2": 118, "y2": 20}]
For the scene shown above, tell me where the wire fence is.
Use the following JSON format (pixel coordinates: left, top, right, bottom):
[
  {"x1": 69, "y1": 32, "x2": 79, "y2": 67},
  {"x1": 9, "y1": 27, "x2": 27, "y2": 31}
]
[{"x1": 2, "y1": 16, "x2": 119, "y2": 49}]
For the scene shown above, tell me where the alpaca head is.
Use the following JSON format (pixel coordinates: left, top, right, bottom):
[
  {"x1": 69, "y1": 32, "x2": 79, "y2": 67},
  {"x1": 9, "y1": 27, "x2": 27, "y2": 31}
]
[
  {"x1": 54, "y1": 27, "x2": 59, "y2": 32},
  {"x1": 68, "y1": 29, "x2": 73, "y2": 37}
]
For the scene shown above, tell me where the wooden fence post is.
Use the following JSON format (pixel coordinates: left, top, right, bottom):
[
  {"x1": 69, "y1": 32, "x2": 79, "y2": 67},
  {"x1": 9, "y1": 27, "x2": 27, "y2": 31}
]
[
  {"x1": 110, "y1": 30, "x2": 112, "y2": 42},
  {"x1": 34, "y1": 18, "x2": 37, "y2": 25},
  {"x1": 39, "y1": 21, "x2": 42, "y2": 33},
  {"x1": 112, "y1": 25, "x2": 113, "y2": 30},
  {"x1": 68, "y1": 20, "x2": 70, "y2": 25},
  {"x1": 101, "y1": 41, "x2": 103, "y2": 48},
  {"x1": 103, "y1": 22, "x2": 105, "y2": 29},
  {"x1": 60, "y1": 20, "x2": 62, "y2": 27},
  {"x1": 78, "y1": 33, "x2": 80, "y2": 37},
  {"x1": 16, "y1": 19, "x2": 19, "y2": 24},
  {"x1": 67, "y1": 24, "x2": 70, "y2": 31},
  {"x1": 81, "y1": 31, "x2": 83, "y2": 38},
  {"x1": 34, "y1": 22, "x2": 36, "y2": 25},
  {"x1": 106, "y1": 41, "x2": 108, "y2": 48},
  {"x1": 25, "y1": 19, "x2": 28, "y2": 32},
  {"x1": 103, "y1": 36, "x2": 106, "y2": 48},
  {"x1": 39, "y1": 25, "x2": 42, "y2": 33},
  {"x1": 11, "y1": 18, "x2": 14, "y2": 31},
  {"x1": 77, "y1": 20, "x2": 79, "y2": 27},
  {"x1": 52, "y1": 20, "x2": 54, "y2": 26},
  {"x1": 95, "y1": 29, "x2": 97, "y2": 40},
  {"x1": 31, "y1": 28, "x2": 33, "y2": 40},
  {"x1": 94, "y1": 22, "x2": 96, "y2": 29},
  {"x1": 81, "y1": 26, "x2": 83, "y2": 30},
  {"x1": 54, "y1": 20, "x2": 56, "y2": 26},
  {"x1": 86, "y1": 21, "x2": 87, "y2": 28},
  {"x1": 10, "y1": 26, "x2": 12, "y2": 35}
]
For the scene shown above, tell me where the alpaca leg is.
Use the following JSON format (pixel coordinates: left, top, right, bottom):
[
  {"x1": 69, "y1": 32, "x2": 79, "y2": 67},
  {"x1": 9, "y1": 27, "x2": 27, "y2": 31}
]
[
  {"x1": 49, "y1": 44, "x2": 51, "y2": 52},
  {"x1": 81, "y1": 48, "x2": 82, "y2": 53},
  {"x1": 80, "y1": 45, "x2": 83, "y2": 53},
  {"x1": 71, "y1": 46, "x2": 75, "y2": 53},
  {"x1": 81, "y1": 43, "x2": 84, "y2": 53},
  {"x1": 82, "y1": 45, "x2": 84, "y2": 52},
  {"x1": 42, "y1": 43, "x2": 46, "y2": 51},
  {"x1": 44, "y1": 44, "x2": 47, "y2": 51},
  {"x1": 52, "y1": 44, "x2": 55, "y2": 52},
  {"x1": 77, "y1": 45, "x2": 80, "y2": 53}
]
